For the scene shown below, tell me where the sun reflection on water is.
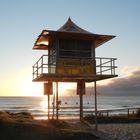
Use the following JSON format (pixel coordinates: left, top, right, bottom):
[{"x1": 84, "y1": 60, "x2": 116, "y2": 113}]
[{"x1": 40, "y1": 96, "x2": 48, "y2": 111}]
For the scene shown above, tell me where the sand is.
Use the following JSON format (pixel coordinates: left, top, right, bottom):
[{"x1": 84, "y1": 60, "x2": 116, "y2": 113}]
[
  {"x1": 0, "y1": 111, "x2": 140, "y2": 140},
  {"x1": 97, "y1": 123, "x2": 140, "y2": 140},
  {"x1": 0, "y1": 121, "x2": 100, "y2": 140},
  {"x1": 0, "y1": 111, "x2": 99, "y2": 140}
]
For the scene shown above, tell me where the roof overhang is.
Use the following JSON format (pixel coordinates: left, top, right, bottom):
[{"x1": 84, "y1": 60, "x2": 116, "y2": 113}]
[{"x1": 33, "y1": 30, "x2": 115, "y2": 50}]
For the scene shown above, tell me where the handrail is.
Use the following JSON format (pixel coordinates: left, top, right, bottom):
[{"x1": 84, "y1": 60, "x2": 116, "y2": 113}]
[
  {"x1": 83, "y1": 107, "x2": 140, "y2": 118},
  {"x1": 32, "y1": 55, "x2": 117, "y2": 80}
]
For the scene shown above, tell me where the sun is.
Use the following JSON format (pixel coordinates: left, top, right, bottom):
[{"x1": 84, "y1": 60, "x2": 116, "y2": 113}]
[
  {"x1": 21, "y1": 77, "x2": 75, "y2": 97},
  {"x1": 21, "y1": 79, "x2": 43, "y2": 96}
]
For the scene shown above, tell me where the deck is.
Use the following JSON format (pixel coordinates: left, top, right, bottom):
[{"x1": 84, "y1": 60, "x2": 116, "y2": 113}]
[{"x1": 32, "y1": 55, "x2": 117, "y2": 82}]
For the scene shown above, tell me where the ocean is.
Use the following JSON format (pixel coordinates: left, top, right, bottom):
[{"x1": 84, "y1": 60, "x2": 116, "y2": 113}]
[{"x1": 0, "y1": 96, "x2": 140, "y2": 119}]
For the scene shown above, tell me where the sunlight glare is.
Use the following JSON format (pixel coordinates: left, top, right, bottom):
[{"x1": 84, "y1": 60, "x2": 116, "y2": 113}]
[
  {"x1": 40, "y1": 97, "x2": 48, "y2": 109},
  {"x1": 58, "y1": 82, "x2": 76, "y2": 96},
  {"x1": 22, "y1": 79, "x2": 43, "y2": 96}
]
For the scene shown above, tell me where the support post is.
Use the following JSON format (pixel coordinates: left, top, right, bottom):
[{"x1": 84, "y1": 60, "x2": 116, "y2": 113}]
[
  {"x1": 48, "y1": 94, "x2": 50, "y2": 119},
  {"x1": 78, "y1": 81, "x2": 85, "y2": 120},
  {"x1": 56, "y1": 81, "x2": 59, "y2": 120},
  {"x1": 52, "y1": 82, "x2": 55, "y2": 119},
  {"x1": 80, "y1": 89, "x2": 83, "y2": 120},
  {"x1": 94, "y1": 81, "x2": 98, "y2": 131}
]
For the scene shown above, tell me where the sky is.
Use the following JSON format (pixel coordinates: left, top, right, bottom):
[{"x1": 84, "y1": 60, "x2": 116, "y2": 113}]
[{"x1": 0, "y1": 0, "x2": 140, "y2": 96}]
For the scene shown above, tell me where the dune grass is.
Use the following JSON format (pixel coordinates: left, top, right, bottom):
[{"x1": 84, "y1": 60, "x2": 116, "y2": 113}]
[{"x1": 0, "y1": 111, "x2": 33, "y2": 123}]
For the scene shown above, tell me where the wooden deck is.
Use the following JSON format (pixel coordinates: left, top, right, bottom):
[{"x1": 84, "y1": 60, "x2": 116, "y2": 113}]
[
  {"x1": 32, "y1": 55, "x2": 117, "y2": 82},
  {"x1": 32, "y1": 73, "x2": 118, "y2": 82}
]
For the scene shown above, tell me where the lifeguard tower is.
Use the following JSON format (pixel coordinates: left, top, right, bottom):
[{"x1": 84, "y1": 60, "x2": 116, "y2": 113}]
[{"x1": 32, "y1": 18, "x2": 117, "y2": 128}]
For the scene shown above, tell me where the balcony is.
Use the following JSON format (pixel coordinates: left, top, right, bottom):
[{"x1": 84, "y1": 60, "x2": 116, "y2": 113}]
[{"x1": 32, "y1": 55, "x2": 117, "y2": 82}]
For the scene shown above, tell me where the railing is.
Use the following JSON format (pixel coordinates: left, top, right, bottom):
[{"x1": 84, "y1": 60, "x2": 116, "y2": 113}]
[
  {"x1": 83, "y1": 107, "x2": 140, "y2": 122},
  {"x1": 84, "y1": 107, "x2": 140, "y2": 117},
  {"x1": 32, "y1": 55, "x2": 51, "y2": 80},
  {"x1": 32, "y1": 55, "x2": 117, "y2": 80},
  {"x1": 96, "y1": 57, "x2": 117, "y2": 75}
]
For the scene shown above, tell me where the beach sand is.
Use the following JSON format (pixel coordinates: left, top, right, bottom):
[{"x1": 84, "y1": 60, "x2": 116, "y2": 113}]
[
  {"x1": 0, "y1": 120, "x2": 100, "y2": 140},
  {"x1": 0, "y1": 111, "x2": 140, "y2": 140},
  {"x1": 1, "y1": 121, "x2": 139, "y2": 140},
  {"x1": 0, "y1": 111, "x2": 99, "y2": 140},
  {"x1": 97, "y1": 123, "x2": 140, "y2": 140}
]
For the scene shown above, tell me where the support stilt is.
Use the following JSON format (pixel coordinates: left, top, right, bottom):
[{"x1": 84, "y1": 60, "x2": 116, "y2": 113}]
[
  {"x1": 48, "y1": 94, "x2": 50, "y2": 119},
  {"x1": 56, "y1": 81, "x2": 58, "y2": 120},
  {"x1": 52, "y1": 83, "x2": 55, "y2": 119},
  {"x1": 79, "y1": 90, "x2": 83, "y2": 120},
  {"x1": 94, "y1": 81, "x2": 98, "y2": 131},
  {"x1": 78, "y1": 80, "x2": 85, "y2": 120}
]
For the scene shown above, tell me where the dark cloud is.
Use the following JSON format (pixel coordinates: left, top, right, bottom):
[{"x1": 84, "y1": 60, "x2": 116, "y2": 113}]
[
  {"x1": 65, "y1": 68, "x2": 140, "y2": 96},
  {"x1": 97, "y1": 68, "x2": 140, "y2": 96}
]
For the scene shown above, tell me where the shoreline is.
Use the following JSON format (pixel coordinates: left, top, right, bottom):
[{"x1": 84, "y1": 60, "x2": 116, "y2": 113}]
[{"x1": 0, "y1": 96, "x2": 140, "y2": 120}]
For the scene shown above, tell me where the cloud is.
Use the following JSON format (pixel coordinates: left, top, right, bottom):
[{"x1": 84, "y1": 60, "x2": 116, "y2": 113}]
[
  {"x1": 97, "y1": 66, "x2": 140, "y2": 96},
  {"x1": 121, "y1": 66, "x2": 140, "y2": 77},
  {"x1": 65, "y1": 66, "x2": 140, "y2": 96}
]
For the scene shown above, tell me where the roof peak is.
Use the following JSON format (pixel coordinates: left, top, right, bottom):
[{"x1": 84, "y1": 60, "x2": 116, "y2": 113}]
[
  {"x1": 57, "y1": 17, "x2": 91, "y2": 34},
  {"x1": 68, "y1": 17, "x2": 72, "y2": 22}
]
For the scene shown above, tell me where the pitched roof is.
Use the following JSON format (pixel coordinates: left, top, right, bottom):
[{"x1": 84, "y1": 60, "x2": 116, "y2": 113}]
[
  {"x1": 33, "y1": 18, "x2": 115, "y2": 50},
  {"x1": 58, "y1": 17, "x2": 91, "y2": 34}
]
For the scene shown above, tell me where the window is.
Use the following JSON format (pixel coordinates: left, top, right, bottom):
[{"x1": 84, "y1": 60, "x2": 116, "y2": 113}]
[{"x1": 59, "y1": 39, "x2": 92, "y2": 59}]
